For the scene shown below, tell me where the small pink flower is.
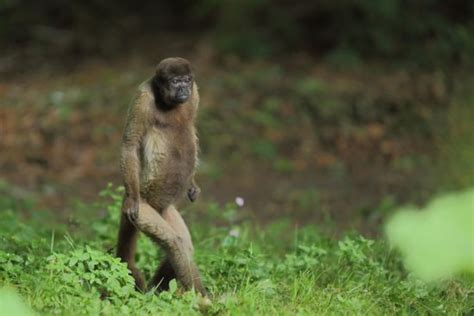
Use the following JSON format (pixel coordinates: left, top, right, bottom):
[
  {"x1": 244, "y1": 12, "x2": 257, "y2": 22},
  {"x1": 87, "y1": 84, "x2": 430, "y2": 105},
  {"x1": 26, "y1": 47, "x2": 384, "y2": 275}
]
[{"x1": 235, "y1": 197, "x2": 244, "y2": 207}]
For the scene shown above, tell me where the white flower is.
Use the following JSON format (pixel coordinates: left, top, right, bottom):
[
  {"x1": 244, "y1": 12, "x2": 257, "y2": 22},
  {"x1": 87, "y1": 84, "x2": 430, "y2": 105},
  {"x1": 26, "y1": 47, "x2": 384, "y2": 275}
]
[
  {"x1": 229, "y1": 228, "x2": 240, "y2": 238},
  {"x1": 235, "y1": 197, "x2": 244, "y2": 207}
]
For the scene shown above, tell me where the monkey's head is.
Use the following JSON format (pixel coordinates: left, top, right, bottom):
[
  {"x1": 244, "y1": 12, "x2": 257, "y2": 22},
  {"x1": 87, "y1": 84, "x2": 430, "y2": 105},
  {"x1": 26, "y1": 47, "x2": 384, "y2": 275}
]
[{"x1": 152, "y1": 57, "x2": 194, "y2": 109}]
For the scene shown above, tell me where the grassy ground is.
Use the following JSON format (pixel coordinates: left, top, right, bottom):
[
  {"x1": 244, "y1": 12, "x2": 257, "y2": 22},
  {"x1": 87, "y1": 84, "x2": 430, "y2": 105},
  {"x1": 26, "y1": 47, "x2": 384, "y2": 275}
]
[{"x1": 0, "y1": 185, "x2": 472, "y2": 315}]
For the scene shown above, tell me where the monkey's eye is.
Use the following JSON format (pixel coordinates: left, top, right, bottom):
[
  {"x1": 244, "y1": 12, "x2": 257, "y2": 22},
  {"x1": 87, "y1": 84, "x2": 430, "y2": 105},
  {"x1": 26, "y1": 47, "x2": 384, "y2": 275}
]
[
  {"x1": 171, "y1": 78, "x2": 179, "y2": 85},
  {"x1": 184, "y1": 77, "x2": 192, "y2": 83}
]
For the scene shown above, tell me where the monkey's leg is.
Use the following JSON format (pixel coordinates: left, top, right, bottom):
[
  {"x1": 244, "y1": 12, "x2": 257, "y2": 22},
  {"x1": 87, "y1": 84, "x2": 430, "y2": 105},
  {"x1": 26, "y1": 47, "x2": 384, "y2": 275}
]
[
  {"x1": 148, "y1": 205, "x2": 206, "y2": 295},
  {"x1": 116, "y1": 212, "x2": 146, "y2": 291},
  {"x1": 147, "y1": 205, "x2": 192, "y2": 292},
  {"x1": 149, "y1": 258, "x2": 175, "y2": 292},
  {"x1": 134, "y1": 202, "x2": 206, "y2": 296}
]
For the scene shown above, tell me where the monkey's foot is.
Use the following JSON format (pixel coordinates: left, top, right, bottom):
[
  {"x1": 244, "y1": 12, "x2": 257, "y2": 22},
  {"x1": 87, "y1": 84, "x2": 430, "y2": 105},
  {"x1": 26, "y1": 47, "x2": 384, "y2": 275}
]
[
  {"x1": 129, "y1": 266, "x2": 146, "y2": 292},
  {"x1": 197, "y1": 295, "x2": 212, "y2": 310}
]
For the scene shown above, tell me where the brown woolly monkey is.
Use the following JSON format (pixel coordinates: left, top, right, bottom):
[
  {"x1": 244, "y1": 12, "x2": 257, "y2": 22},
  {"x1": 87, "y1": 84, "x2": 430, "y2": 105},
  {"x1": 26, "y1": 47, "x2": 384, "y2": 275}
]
[{"x1": 116, "y1": 57, "x2": 206, "y2": 297}]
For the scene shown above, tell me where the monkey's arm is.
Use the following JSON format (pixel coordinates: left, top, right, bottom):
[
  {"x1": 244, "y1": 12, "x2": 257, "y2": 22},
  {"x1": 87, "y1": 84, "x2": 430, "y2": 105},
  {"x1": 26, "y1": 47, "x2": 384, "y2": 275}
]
[
  {"x1": 187, "y1": 131, "x2": 200, "y2": 203},
  {"x1": 120, "y1": 91, "x2": 150, "y2": 220}
]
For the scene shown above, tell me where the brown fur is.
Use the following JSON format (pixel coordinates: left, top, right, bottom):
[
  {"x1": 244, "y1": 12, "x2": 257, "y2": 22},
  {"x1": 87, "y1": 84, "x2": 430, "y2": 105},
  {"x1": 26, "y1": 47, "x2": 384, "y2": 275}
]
[{"x1": 116, "y1": 58, "x2": 206, "y2": 296}]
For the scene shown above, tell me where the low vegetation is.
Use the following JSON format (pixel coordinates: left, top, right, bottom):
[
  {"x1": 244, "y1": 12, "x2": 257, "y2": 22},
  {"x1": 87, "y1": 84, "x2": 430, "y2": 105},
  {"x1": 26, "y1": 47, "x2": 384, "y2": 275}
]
[{"x1": 1, "y1": 185, "x2": 472, "y2": 315}]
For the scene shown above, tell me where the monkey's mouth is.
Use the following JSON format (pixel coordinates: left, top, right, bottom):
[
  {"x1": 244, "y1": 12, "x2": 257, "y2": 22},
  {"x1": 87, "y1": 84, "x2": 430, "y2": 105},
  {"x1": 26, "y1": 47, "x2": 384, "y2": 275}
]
[{"x1": 175, "y1": 94, "x2": 189, "y2": 103}]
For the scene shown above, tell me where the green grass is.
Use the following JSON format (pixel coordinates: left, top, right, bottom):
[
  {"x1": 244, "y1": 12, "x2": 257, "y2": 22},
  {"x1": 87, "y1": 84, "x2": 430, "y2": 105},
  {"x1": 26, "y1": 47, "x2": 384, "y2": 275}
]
[{"x1": 0, "y1": 185, "x2": 472, "y2": 315}]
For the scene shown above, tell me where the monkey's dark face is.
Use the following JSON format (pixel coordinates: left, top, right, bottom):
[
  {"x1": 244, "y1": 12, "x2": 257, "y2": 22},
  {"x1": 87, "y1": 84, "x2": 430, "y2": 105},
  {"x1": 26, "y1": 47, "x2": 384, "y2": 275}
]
[
  {"x1": 153, "y1": 57, "x2": 194, "y2": 108},
  {"x1": 166, "y1": 74, "x2": 193, "y2": 103}
]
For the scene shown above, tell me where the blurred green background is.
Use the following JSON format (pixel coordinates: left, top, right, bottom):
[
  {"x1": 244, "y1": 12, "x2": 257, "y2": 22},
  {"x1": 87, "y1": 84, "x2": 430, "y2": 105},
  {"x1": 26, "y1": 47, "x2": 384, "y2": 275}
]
[
  {"x1": 1, "y1": 2, "x2": 473, "y2": 314},
  {"x1": 0, "y1": 0, "x2": 473, "y2": 233}
]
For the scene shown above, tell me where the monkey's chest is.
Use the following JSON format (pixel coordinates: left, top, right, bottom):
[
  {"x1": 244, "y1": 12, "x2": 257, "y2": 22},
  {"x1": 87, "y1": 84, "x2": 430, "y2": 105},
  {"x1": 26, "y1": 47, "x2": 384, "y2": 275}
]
[{"x1": 140, "y1": 129, "x2": 196, "y2": 195}]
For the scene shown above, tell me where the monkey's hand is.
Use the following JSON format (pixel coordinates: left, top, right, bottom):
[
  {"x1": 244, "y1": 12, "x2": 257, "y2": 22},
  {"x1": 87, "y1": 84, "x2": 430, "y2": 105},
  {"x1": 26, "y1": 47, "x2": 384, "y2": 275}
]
[
  {"x1": 123, "y1": 196, "x2": 140, "y2": 222},
  {"x1": 187, "y1": 184, "x2": 200, "y2": 202}
]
